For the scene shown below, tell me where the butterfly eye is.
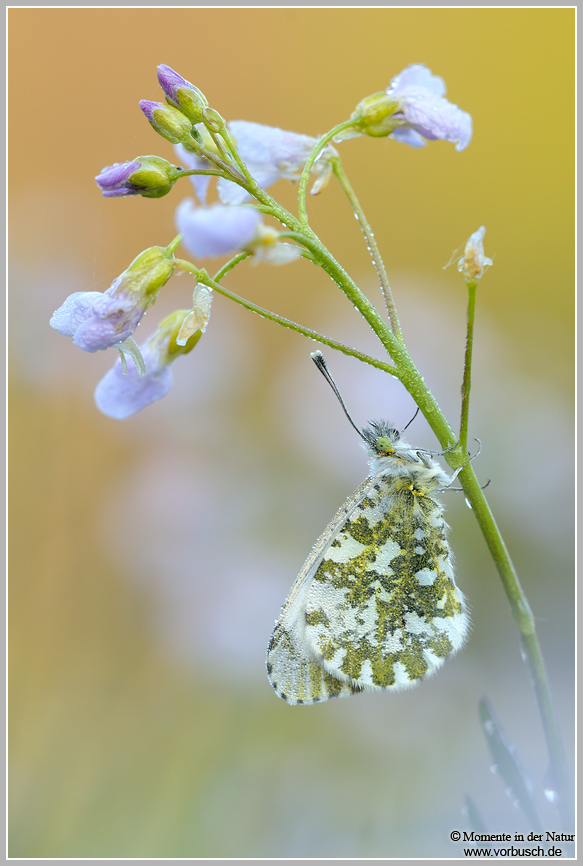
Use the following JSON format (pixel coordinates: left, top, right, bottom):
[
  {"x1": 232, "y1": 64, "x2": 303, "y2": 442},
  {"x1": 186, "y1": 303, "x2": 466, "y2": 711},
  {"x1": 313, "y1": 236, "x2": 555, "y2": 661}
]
[{"x1": 375, "y1": 436, "x2": 396, "y2": 456}]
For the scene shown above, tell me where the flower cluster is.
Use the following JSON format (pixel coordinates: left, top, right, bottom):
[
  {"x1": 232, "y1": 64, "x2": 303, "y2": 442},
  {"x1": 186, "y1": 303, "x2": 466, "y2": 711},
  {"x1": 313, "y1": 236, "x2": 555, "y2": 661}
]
[{"x1": 52, "y1": 62, "x2": 473, "y2": 419}]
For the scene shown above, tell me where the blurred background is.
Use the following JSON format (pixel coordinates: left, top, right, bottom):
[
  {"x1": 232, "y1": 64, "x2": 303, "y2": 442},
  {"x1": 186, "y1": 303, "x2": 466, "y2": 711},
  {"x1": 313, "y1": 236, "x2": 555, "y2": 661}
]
[{"x1": 9, "y1": 7, "x2": 574, "y2": 858}]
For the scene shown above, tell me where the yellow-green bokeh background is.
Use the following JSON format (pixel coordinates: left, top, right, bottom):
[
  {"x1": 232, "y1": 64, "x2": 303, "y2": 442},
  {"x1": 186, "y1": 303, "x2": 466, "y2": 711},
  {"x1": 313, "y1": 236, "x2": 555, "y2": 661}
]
[{"x1": 9, "y1": 7, "x2": 574, "y2": 858}]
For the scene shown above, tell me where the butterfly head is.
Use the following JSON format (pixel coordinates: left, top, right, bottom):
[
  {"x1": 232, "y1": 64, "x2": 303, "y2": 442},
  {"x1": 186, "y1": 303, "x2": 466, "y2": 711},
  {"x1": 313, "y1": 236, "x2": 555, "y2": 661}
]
[
  {"x1": 361, "y1": 419, "x2": 425, "y2": 477},
  {"x1": 361, "y1": 420, "x2": 403, "y2": 454}
]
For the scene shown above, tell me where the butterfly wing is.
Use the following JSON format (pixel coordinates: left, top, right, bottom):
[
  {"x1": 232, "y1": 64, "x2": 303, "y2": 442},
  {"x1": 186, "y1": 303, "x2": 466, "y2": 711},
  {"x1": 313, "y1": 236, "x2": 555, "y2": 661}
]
[
  {"x1": 304, "y1": 474, "x2": 468, "y2": 693},
  {"x1": 266, "y1": 478, "x2": 376, "y2": 704}
]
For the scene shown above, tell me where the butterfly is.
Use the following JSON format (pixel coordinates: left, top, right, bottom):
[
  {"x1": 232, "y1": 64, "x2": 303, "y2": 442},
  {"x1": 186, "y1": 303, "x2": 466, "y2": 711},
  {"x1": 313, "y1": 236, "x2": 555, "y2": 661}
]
[{"x1": 266, "y1": 352, "x2": 469, "y2": 704}]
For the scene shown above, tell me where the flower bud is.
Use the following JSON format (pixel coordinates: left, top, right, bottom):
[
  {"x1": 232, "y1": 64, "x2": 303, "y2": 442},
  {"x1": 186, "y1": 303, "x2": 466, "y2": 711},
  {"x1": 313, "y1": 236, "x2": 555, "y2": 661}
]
[
  {"x1": 139, "y1": 100, "x2": 194, "y2": 145},
  {"x1": 349, "y1": 92, "x2": 401, "y2": 137},
  {"x1": 157, "y1": 64, "x2": 208, "y2": 124},
  {"x1": 96, "y1": 156, "x2": 181, "y2": 198},
  {"x1": 121, "y1": 243, "x2": 177, "y2": 300}
]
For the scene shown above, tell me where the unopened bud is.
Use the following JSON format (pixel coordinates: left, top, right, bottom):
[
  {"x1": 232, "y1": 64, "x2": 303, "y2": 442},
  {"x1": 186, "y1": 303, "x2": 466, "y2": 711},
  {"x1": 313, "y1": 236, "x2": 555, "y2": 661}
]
[
  {"x1": 121, "y1": 243, "x2": 177, "y2": 302},
  {"x1": 96, "y1": 156, "x2": 182, "y2": 198},
  {"x1": 157, "y1": 64, "x2": 209, "y2": 124},
  {"x1": 350, "y1": 92, "x2": 401, "y2": 137},
  {"x1": 140, "y1": 100, "x2": 194, "y2": 145}
]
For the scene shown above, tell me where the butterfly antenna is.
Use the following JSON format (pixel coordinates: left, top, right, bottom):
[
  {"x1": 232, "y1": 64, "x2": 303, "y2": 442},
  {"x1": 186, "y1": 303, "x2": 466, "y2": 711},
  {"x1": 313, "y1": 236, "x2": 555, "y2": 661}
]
[{"x1": 311, "y1": 352, "x2": 366, "y2": 442}]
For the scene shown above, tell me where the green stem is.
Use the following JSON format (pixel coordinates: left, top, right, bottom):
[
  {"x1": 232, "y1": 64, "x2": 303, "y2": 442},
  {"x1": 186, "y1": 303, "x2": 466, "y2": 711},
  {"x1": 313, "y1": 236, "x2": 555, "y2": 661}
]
[
  {"x1": 173, "y1": 257, "x2": 400, "y2": 377},
  {"x1": 297, "y1": 119, "x2": 355, "y2": 226},
  {"x1": 457, "y1": 464, "x2": 573, "y2": 829},
  {"x1": 459, "y1": 281, "x2": 476, "y2": 453},
  {"x1": 454, "y1": 277, "x2": 569, "y2": 822},
  {"x1": 331, "y1": 156, "x2": 403, "y2": 340},
  {"x1": 178, "y1": 136, "x2": 245, "y2": 182}
]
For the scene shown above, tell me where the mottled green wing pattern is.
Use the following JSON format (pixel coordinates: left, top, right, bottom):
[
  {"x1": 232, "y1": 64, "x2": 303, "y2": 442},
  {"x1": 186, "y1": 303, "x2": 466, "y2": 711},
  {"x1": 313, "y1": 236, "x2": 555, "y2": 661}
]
[
  {"x1": 266, "y1": 478, "x2": 375, "y2": 705},
  {"x1": 305, "y1": 475, "x2": 467, "y2": 692},
  {"x1": 267, "y1": 620, "x2": 363, "y2": 704}
]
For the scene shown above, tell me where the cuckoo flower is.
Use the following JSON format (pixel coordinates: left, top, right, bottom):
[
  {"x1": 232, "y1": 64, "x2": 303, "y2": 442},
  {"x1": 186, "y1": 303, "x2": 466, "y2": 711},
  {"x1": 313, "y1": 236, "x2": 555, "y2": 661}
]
[
  {"x1": 343, "y1": 64, "x2": 472, "y2": 152},
  {"x1": 50, "y1": 243, "x2": 178, "y2": 352},
  {"x1": 386, "y1": 64, "x2": 472, "y2": 151},
  {"x1": 175, "y1": 199, "x2": 301, "y2": 264},
  {"x1": 219, "y1": 121, "x2": 336, "y2": 204},
  {"x1": 94, "y1": 309, "x2": 203, "y2": 419},
  {"x1": 175, "y1": 200, "x2": 262, "y2": 257}
]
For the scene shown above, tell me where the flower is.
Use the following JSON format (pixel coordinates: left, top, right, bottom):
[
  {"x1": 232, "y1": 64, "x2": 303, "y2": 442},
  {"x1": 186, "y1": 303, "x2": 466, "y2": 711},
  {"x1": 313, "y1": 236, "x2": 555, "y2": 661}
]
[
  {"x1": 50, "y1": 243, "x2": 177, "y2": 352},
  {"x1": 342, "y1": 64, "x2": 472, "y2": 152},
  {"x1": 175, "y1": 199, "x2": 262, "y2": 257},
  {"x1": 94, "y1": 309, "x2": 202, "y2": 419},
  {"x1": 175, "y1": 199, "x2": 301, "y2": 264},
  {"x1": 95, "y1": 156, "x2": 181, "y2": 198},
  {"x1": 218, "y1": 121, "x2": 336, "y2": 204},
  {"x1": 385, "y1": 64, "x2": 472, "y2": 151},
  {"x1": 458, "y1": 226, "x2": 492, "y2": 283},
  {"x1": 156, "y1": 64, "x2": 208, "y2": 124}
]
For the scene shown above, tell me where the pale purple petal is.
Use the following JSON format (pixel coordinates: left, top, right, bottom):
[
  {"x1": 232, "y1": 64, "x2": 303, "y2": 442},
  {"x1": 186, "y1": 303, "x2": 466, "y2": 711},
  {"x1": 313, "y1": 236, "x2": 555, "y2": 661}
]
[
  {"x1": 228, "y1": 121, "x2": 315, "y2": 178},
  {"x1": 386, "y1": 64, "x2": 472, "y2": 151},
  {"x1": 95, "y1": 161, "x2": 141, "y2": 197},
  {"x1": 390, "y1": 127, "x2": 428, "y2": 148},
  {"x1": 51, "y1": 280, "x2": 148, "y2": 353},
  {"x1": 50, "y1": 291, "x2": 103, "y2": 337},
  {"x1": 94, "y1": 345, "x2": 172, "y2": 419},
  {"x1": 400, "y1": 94, "x2": 472, "y2": 150},
  {"x1": 217, "y1": 121, "x2": 317, "y2": 203},
  {"x1": 388, "y1": 64, "x2": 446, "y2": 98},
  {"x1": 176, "y1": 199, "x2": 262, "y2": 257},
  {"x1": 73, "y1": 296, "x2": 144, "y2": 352},
  {"x1": 156, "y1": 65, "x2": 207, "y2": 118},
  {"x1": 139, "y1": 99, "x2": 161, "y2": 123},
  {"x1": 157, "y1": 64, "x2": 190, "y2": 102}
]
